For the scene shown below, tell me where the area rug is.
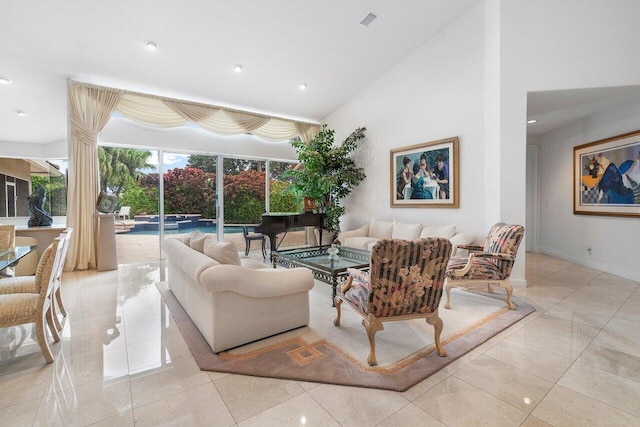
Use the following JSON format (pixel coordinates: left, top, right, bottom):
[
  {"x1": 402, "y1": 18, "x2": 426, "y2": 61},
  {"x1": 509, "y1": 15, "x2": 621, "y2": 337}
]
[{"x1": 156, "y1": 281, "x2": 535, "y2": 391}]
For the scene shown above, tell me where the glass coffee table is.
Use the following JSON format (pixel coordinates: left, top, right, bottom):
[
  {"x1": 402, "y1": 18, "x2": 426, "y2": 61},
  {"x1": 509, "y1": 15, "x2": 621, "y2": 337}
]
[{"x1": 272, "y1": 245, "x2": 370, "y2": 305}]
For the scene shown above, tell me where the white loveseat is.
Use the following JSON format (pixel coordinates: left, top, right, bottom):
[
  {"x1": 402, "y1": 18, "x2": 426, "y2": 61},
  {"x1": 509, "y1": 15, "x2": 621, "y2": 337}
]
[
  {"x1": 163, "y1": 237, "x2": 314, "y2": 353},
  {"x1": 337, "y1": 218, "x2": 472, "y2": 254}
]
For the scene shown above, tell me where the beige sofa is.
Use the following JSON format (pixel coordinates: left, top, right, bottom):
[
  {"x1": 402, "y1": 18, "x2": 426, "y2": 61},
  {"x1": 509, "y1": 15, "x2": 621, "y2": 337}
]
[
  {"x1": 337, "y1": 218, "x2": 472, "y2": 254},
  {"x1": 163, "y1": 237, "x2": 314, "y2": 353}
]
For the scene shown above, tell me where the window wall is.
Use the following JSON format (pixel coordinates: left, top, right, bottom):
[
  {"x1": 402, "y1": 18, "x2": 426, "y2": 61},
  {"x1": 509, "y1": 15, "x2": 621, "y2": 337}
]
[
  {"x1": 0, "y1": 157, "x2": 67, "y2": 220},
  {"x1": 103, "y1": 144, "x2": 303, "y2": 263}
]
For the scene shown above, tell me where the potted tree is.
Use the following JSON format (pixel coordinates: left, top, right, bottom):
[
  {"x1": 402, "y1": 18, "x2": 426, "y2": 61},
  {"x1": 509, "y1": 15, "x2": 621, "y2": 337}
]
[{"x1": 284, "y1": 124, "x2": 367, "y2": 241}]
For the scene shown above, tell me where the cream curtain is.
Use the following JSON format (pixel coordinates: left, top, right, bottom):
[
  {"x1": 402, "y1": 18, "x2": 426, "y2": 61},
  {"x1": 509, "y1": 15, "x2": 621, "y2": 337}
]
[
  {"x1": 295, "y1": 122, "x2": 320, "y2": 143},
  {"x1": 114, "y1": 93, "x2": 318, "y2": 141},
  {"x1": 66, "y1": 82, "x2": 123, "y2": 271}
]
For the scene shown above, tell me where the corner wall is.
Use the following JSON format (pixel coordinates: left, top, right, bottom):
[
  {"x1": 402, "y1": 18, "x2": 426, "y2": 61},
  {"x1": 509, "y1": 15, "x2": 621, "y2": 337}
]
[
  {"x1": 501, "y1": 0, "x2": 640, "y2": 282},
  {"x1": 536, "y1": 97, "x2": 640, "y2": 281},
  {"x1": 324, "y1": 2, "x2": 488, "y2": 244}
]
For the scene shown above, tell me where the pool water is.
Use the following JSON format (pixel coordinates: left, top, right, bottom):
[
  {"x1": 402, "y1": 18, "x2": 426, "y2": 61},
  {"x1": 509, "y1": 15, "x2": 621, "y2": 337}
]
[{"x1": 123, "y1": 226, "x2": 244, "y2": 236}]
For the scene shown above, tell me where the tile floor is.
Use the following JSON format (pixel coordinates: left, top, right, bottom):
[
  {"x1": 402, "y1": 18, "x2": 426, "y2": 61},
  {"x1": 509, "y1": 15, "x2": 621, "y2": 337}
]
[{"x1": 1, "y1": 252, "x2": 639, "y2": 426}]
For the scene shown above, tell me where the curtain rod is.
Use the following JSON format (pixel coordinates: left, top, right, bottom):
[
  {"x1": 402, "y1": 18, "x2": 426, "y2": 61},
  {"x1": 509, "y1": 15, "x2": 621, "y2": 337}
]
[{"x1": 69, "y1": 80, "x2": 321, "y2": 127}]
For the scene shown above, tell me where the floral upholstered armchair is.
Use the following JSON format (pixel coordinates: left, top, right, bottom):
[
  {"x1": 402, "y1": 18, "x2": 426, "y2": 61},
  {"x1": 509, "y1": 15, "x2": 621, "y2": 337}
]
[
  {"x1": 333, "y1": 238, "x2": 452, "y2": 366},
  {"x1": 444, "y1": 223, "x2": 524, "y2": 310}
]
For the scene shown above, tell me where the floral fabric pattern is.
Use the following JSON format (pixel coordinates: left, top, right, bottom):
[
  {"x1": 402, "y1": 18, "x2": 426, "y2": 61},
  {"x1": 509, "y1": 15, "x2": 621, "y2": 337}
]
[
  {"x1": 445, "y1": 223, "x2": 524, "y2": 280},
  {"x1": 343, "y1": 238, "x2": 451, "y2": 318}
]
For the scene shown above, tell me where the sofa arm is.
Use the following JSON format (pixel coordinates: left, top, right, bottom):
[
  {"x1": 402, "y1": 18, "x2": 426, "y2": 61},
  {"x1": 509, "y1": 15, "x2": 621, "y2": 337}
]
[
  {"x1": 163, "y1": 238, "x2": 220, "y2": 283},
  {"x1": 199, "y1": 265, "x2": 314, "y2": 297},
  {"x1": 337, "y1": 224, "x2": 370, "y2": 245}
]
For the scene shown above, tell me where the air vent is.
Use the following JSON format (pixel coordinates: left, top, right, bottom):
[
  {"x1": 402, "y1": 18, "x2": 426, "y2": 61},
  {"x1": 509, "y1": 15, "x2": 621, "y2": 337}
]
[{"x1": 360, "y1": 12, "x2": 377, "y2": 27}]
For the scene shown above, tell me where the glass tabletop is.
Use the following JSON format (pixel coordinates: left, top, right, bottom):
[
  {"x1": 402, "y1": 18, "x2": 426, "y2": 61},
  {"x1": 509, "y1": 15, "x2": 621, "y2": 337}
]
[
  {"x1": 274, "y1": 245, "x2": 370, "y2": 274},
  {"x1": 0, "y1": 245, "x2": 38, "y2": 272}
]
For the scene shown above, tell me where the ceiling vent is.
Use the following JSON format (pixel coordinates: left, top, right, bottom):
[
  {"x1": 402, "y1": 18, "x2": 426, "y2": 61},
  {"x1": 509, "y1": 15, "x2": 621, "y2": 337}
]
[{"x1": 360, "y1": 12, "x2": 377, "y2": 27}]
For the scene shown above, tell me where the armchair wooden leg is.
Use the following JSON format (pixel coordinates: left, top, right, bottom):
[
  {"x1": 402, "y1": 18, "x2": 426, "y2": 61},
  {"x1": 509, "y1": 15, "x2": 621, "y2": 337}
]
[
  {"x1": 426, "y1": 315, "x2": 447, "y2": 357},
  {"x1": 46, "y1": 306, "x2": 60, "y2": 342},
  {"x1": 37, "y1": 312, "x2": 54, "y2": 363},
  {"x1": 502, "y1": 281, "x2": 517, "y2": 310},
  {"x1": 333, "y1": 298, "x2": 342, "y2": 326},
  {"x1": 444, "y1": 279, "x2": 454, "y2": 309},
  {"x1": 363, "y1": 319, "x2": 383, "y2": 366},
  {"x1": 486, "y1": 283, "x2": 494, "y2": 293},
  {"x1": 56, "y1": 288, "x2": 67, "y2": 317}
]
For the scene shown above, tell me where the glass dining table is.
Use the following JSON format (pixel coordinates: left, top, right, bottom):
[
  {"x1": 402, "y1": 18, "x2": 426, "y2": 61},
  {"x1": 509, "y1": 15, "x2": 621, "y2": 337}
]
[{"x1": 0, "y1": 245, "x2": 38, "y2": 277}]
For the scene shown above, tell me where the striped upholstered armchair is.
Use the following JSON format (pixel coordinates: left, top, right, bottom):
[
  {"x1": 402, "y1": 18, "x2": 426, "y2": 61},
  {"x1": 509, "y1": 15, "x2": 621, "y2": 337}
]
[
  {"x1": 444, "y1": 223, "x2": 524, "y2": 310},
  {"x1": 333, "y1": 238, "x2": 452, "y2": 366}
]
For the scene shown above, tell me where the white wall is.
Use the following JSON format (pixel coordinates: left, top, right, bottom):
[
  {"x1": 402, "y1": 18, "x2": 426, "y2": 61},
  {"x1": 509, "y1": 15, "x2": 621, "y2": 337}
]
[
  {"x1": 324, "y1": 2, "x2": 489, "y2": 246},
  {"x1": 324, "y1": 0, "x2": 640, "y2": 285},
  {"x1": 536, "y1": 97, "x2": 640, "y2": 281},
  {"x1": 500, "y1": 0, "x2": 640, "y2": 282},
  {"x1": 0, "y1": 139, "x2": 67, "y2": 159}
]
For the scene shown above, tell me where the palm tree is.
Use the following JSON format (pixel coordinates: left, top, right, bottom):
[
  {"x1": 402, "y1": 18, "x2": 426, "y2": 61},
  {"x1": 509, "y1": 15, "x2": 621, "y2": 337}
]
[{"x1": 99, "y1": 147, "x2": 154, "y2": 198}]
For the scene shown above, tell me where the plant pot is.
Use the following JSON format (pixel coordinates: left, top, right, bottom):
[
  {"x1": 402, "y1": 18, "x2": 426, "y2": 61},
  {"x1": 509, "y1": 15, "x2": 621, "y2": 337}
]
[{"x1": 303, "y1": 197, "x2": 316, "y2": 213}]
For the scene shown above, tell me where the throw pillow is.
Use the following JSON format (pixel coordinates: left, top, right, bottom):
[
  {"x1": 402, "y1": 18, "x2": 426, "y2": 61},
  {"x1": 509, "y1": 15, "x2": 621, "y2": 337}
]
[
  {"x1": 204, "y1": 239, "x2": 241, "y2": 265},
  {"x1": 182, "y1": 229, "x2": 203, "y2": 246},
  {"x1": 369, "y1": 218, "x2": 394, "y2": 239},
  {"x1": 392, "y1": 220, "x2": 423, "y2": 240},
  {"x1": 420, "y1": 224, "x2": 456, "y2": 239},
  {"x1": 190, "y1": 234, "x2": 208, "y2": 253}
]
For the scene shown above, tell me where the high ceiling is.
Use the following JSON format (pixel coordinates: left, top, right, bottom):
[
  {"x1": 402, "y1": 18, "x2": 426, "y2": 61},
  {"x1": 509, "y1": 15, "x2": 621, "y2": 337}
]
[
  {"x1": 527, "y1": 85, "x2": 640, "y2": 137},
  {"x1": 0, "y1": 0, "x2": 479, "y2": 145},
  {"x1": 4, "y1": 1, "x2": 636, "y2": 148}
]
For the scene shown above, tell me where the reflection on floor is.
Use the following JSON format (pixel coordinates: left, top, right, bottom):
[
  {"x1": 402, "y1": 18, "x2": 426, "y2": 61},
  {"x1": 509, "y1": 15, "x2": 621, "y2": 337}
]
[{"x1": 1, "y1": 252, "x2": 639, "y2": 426}]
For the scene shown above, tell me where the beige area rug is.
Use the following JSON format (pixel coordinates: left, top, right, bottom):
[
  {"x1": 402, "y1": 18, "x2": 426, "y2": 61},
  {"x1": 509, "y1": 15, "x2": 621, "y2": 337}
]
[{"x1": 156, "y1": 281, "x2": 535, "y2": 391}]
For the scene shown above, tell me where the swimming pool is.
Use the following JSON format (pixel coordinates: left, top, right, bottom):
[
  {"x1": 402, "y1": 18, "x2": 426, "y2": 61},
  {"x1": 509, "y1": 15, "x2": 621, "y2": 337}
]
[{"x1": 122, "y1": 225, "x2": 245, "y2": 236}]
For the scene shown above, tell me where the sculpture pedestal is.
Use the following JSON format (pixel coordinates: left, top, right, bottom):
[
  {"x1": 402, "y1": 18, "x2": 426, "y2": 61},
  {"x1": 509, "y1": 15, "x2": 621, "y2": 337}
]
[
  {"x1": 16, "y1": 225, "x2": 66, "y2": 259},
  {"x1": 95, "y1": 214, "x2": 118, "y2": 271}
]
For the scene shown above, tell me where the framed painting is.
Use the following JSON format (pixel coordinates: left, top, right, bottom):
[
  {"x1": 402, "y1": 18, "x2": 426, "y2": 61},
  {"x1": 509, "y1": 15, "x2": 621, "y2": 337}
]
[
  {"x1": 574, "y1": 130, "x2": 640, "y2": 217},
  {"x1": 390, "y1": 136, "x2": 459, "y2": 208}
]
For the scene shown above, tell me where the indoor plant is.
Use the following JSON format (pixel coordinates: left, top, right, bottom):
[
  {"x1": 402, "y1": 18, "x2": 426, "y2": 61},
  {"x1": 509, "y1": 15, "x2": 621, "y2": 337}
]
[{"x1": 284, "y1": 124, "x2": 367, "y2": 235}]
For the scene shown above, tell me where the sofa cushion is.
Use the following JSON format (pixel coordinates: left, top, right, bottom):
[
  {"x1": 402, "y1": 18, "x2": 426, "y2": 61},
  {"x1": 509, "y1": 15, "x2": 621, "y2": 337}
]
[
  {"x1": 343, "y1": 236, "x2": 381, "y2": 250},
  {"x1": 182, "y1": 229, "x2": 203, "y2": 246},
  {"x1": 190, "y1": 234, "x2": 209, "y2": 253},
  {"x1": 392, "y1": 220, "x2": 423, "y2": 240},
  {"x1": 420, "y1": 224, "x2": 456, "y2": 239},
  {"x1": 204, "y1": 239, "x2": 241, "y2": 265},
  {"x1": 369, "y1": 218, "x2": 394, "y2": 239}
]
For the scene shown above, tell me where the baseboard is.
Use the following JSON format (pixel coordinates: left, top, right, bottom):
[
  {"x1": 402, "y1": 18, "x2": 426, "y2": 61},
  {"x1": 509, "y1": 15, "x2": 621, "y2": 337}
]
[
  {"x1": 538, "y1": 246, "x2": 640, "y2": 282},
  {"x1": 511, "y1": 278, "x2": 527, "y2": 288}
]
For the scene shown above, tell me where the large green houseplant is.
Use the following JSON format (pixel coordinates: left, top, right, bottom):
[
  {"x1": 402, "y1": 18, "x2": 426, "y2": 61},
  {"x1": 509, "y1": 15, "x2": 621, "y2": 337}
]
[{"x1": 284, "y1": 124, "x2": 367, "y2": 234}]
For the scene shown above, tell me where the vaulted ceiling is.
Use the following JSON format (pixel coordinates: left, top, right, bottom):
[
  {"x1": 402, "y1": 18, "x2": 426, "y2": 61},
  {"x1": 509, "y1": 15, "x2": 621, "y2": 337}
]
[
  {"x1": 3, "y1": 1, "x2": 636, "y2": 149},
  {"x1": 0, "y1": 0, "x2": 479, "y2": 145}
]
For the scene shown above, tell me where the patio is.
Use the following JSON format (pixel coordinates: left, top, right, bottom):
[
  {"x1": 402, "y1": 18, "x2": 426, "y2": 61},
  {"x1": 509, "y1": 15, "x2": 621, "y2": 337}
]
[{"x1": 115, "y1": 227, "x2": 312, "y2": 264}]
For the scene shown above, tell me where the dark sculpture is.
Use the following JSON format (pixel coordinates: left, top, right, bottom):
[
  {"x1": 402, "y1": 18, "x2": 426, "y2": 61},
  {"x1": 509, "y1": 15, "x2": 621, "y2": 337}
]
[{"x1": 27, "y1": 184, "x2": 53, "y2": 227}]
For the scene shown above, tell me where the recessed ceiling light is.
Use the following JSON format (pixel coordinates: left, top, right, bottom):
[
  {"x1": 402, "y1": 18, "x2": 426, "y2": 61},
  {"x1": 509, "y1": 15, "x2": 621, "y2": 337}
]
[
  {"x1": 16, "y1": 110, "x2": 28, "y2": 117},
  {"x1": 145, "y1": 41, "x2": 158, "y2": 50},
  {"x1": 299, "y1": 83, "x2": 307, "y2": 91},
  {"x1": 0, "y1": 76, "x2": 12, "y2": 85},
  {"x1": 233, "y1": 64, "x2": 244, "y2": 73},
  {"x1": 360, "y1": 12, "x2": 377, "y2": 27},
  {"x1": 527, "y1": 119, "x2": 538, "y2": 124}
]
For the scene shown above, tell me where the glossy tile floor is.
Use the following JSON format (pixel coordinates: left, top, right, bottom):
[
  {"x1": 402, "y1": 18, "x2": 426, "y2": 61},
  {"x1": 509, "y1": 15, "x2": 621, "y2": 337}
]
[{"x1": 1, "y1": 252, "x2": 639, "y2": 426}]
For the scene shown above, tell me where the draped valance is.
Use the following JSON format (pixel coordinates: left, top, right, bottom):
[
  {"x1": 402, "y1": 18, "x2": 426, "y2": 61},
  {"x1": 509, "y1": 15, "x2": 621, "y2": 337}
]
[{"x1": 112, "y1": 89, "x2": 320, "y2": 142}]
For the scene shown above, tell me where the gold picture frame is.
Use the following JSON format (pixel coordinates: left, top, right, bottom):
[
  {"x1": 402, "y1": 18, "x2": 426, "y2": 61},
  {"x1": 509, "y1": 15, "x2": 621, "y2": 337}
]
[
  {"x1": 574, "y1": 130, "x2": 640, "y2": 217},
  {"x1": 390, "y1": 137, "x2": 459, "y2": 208}
]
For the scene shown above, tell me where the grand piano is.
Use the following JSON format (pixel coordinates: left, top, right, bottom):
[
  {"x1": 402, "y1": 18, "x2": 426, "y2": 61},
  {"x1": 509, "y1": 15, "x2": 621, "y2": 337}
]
[{"x1": 254, "y1": 212, "x2": 324, "y2": 256}]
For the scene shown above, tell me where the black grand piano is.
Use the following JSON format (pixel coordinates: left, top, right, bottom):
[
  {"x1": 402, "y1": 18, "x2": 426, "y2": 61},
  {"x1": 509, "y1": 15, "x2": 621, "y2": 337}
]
[{"x1": 254, "y1": 212, "x2": 324, "y2": 256}]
